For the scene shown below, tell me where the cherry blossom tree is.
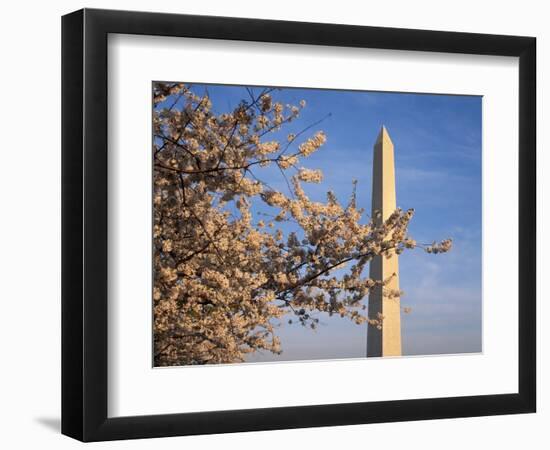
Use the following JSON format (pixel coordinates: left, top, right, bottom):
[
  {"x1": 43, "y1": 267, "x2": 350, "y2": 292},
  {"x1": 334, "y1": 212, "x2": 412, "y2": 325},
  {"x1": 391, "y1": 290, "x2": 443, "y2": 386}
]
[{"x1": 152, "y1": 82, "x2": 452, "y2": 366}]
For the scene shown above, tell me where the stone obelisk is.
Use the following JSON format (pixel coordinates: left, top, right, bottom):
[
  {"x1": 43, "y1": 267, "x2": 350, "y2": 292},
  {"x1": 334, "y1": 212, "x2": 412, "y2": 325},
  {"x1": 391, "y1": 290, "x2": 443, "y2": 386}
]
[{"x1": 367, "y1": 126, "x2": 402, "y2": 357}]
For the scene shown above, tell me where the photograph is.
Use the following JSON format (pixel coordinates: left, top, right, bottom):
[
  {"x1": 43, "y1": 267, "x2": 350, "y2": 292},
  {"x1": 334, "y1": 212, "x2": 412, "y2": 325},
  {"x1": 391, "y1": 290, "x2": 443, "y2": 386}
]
[
  {"x1": 0, "y1": 1, "x2": 541, "y2": 447},
  {"x1": 152, "y1": 82, "x2": 481, "y2": 367}
]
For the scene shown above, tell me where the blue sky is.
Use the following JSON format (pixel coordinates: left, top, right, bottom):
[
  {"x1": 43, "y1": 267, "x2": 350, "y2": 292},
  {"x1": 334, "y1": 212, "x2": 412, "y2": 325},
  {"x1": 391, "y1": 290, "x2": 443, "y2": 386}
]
[{"x1": 168, "y1": 83, "x2": 482, "y2": 361}]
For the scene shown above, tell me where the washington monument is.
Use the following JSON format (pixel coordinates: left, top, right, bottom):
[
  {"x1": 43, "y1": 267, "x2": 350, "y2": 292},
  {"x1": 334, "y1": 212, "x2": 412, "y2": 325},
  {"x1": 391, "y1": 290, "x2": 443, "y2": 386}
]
[{"x1": 367, "y1": 126, "x2": 402, "y2": 357}]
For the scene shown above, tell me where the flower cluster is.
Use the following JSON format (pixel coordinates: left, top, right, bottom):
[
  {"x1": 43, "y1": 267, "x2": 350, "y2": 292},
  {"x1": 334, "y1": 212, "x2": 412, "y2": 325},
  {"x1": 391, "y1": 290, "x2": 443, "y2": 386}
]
[{"x1": 297, "y1": 168, "x2": 323, "y2": 183}]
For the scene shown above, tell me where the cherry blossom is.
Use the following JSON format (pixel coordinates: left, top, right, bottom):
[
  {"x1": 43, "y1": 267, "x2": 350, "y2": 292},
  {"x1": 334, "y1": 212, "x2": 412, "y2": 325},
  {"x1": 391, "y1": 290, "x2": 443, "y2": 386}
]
[{"x1": 152, "y1": 82, "x2": 452, "y2": 366}]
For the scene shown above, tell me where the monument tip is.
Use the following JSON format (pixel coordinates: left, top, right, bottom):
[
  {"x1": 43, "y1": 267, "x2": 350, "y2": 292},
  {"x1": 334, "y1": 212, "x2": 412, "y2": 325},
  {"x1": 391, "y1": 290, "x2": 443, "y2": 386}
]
[{"x1": 376, "y1": 125, "x2": 393, "y2": 146}]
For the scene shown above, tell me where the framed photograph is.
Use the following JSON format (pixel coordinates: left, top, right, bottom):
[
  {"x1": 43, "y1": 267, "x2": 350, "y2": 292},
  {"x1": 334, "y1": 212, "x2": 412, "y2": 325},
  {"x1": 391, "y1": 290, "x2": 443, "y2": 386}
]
[{"x1": 62, "y1": 8, "x2": 536, "y2": 442}]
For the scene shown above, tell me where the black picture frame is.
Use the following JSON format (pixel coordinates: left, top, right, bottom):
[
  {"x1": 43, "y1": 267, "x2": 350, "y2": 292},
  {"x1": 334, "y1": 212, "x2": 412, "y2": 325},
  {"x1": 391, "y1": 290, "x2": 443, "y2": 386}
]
[{"x1": 62, "y1": 8, "x2": 536, "y2": 442}]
